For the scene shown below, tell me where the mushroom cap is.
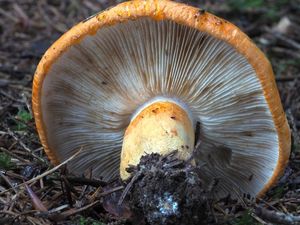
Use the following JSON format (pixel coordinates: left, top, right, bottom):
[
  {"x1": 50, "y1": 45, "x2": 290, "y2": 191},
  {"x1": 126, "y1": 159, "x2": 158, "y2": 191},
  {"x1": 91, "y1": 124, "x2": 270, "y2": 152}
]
[{"x1": 32, "y1": 0, "x2": 290, "y2": 197}]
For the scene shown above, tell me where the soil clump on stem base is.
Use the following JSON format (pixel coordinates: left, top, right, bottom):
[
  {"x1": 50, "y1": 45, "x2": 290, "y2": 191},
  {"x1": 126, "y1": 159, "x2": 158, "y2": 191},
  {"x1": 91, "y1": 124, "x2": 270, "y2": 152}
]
[{"x1": 125, "y1": 152, "x2": 209, "y2": 225}]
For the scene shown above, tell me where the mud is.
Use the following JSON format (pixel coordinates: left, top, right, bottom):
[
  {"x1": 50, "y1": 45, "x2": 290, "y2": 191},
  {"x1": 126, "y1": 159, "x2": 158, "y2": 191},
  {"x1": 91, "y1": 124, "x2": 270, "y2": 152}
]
[{"x1": 127, "y1": 152, "x2": 209, "y2": 225}]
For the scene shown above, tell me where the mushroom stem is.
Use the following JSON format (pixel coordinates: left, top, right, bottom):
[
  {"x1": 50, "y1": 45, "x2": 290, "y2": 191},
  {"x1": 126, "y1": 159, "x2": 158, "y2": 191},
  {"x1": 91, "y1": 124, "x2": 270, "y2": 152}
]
[{"x1": 120, "y1": 100, "x2": 195, "y2": 180}]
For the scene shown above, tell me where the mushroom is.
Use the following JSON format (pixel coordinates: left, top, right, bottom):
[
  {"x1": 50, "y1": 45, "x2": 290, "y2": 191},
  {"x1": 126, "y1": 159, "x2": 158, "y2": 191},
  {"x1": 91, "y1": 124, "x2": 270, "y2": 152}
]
[{"x1": 32, "y1": 0, "x2": 291, "y2": 198}]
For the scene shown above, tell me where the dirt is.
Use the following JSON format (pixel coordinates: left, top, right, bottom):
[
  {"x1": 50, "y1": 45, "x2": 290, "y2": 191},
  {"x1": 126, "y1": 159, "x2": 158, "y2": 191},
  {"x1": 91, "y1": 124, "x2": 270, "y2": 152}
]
[{"x1": 127, "y1": 152, "x2": 208, "y2": 225}]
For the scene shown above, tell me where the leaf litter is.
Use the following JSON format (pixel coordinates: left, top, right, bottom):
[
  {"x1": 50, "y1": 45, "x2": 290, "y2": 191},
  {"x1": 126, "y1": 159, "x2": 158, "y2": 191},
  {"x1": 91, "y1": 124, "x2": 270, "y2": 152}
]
[{"x1": 0, "y1": 0, "x2": 299, "y2": 224}]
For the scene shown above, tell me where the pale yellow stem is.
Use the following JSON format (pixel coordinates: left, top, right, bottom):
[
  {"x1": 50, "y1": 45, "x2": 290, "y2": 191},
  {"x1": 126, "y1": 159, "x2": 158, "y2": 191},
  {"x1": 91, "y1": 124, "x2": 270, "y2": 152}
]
[{"x1": 120, "y1": 101, "x2": 195, "y2": 180}]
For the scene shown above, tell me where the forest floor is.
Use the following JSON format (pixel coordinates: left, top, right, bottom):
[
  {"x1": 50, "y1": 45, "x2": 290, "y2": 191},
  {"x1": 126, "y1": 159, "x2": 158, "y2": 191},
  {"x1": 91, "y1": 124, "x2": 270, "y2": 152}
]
[{"x1": 0, "y1": 0, "x2": 299, "y2": 224}]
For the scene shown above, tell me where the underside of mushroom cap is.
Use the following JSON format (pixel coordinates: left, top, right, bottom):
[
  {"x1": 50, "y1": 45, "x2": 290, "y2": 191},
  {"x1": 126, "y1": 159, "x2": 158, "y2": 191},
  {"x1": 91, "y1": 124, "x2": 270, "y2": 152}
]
[{"x1": 32, "y1": 0, "x2": 291, "y2": 198}]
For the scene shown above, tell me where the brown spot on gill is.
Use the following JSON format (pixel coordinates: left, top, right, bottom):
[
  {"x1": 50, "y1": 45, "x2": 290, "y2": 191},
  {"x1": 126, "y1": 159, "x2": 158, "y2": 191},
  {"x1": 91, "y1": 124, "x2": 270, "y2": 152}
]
[
  {"x1": 170, "y1": 116, "x2": 176, "y2": 120},
  {"x1": 214, "y1": 49, "x2": 227, "y2": 62},
  {"x1": 170, "y1": 129, "x2": 178, "y2": 136},
  {"x1": 54, "y1": 76, "x2": 76, "y2": 97},
  {"x1": 242, "y1": 131, "x2": 253, "y2": 137},
  {"x1": 233, "y1": 90, "x2": 264, "y2": 104},
  {"x1": 248, "y1": 174, "x2": 254, "y2": 181},
  {"x1": 194, "y1": 121, "x2": 201, "y2": 146},
  {"x1": 74, "y1": 45, "x2": 96, "y2": 66},
  {"x1": 200, "y1": 82, "x2": 223, "y2": 96}
]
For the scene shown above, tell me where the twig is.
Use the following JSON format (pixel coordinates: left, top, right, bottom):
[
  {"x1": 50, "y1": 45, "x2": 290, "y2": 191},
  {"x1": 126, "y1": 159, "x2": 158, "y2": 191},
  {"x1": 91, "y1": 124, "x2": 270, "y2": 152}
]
[
  {"x1": 271, "y1": 47, "x2": 300, "y2": 59},
  {"x1": 6, "y1": 128, "x2": 45, "y2": 163},
  {"x1": 42, "y1": 200, "x2": 101, "y2": 221},
  {"x1": 0, "y1": 146, "x2": 31, "y2": 163},
  {"x1": 0, "y1": 8, "x2": 19, "y2": 23},
  {"x1": 37, "y1": 1, "x2": 67, "y2": 33},
  {"x1": 276, "y1": 76, "x2": 300, "y2": 82},
  {"x1": 265, "y1": 27, "x2": 300, "y2": 50},
  {"x1": 0, "y1": 210, "x2": 19, "y2": 216},
  {"x1": 208, "y1": 201, "x2": 218, "y2": 223},
  {"x1": 286, "y1": 109, "x2": 300, "y2": 146},
  {"x1": 25, "y1": 148, "x2": 82, "y2": 185},
  {"x1": 24, "y1": 183, "x2": 48, "y2": 212},
  {"x1": 0, "y1": 172, "x2": 17, "y2": 193},
  {"x1": 0, "y1": 147, "x2": 83, "y2": 195},
  {"x1": 187, "y1": 139, "x2": 202, "y2": 164},
  {"x1": 251, "y1": 212, "x2": 268, "y2": 225},
  {"x1": 118, "y1": 171, "x2": 142, "y2": 205},
  {"x1": 163, "y1": 158, "x2": 184, "y2": 169},
  {"x1": 257, "y1": 197, "x2": 280, "y2": 211},
  {"x1": 255, "y1": 206, "x2": 300, "y2": 225},
  {"x1": 47, "y1": 204, "x2": 69, "y2": 214},
  {"x1": 21, "y1": 92, "x2": 33, "y2": 117},
  {"x1": 275, "y1": 33, "x2": 300, "y2": 50},
  {"x1": 0, "y1": 90, "x2": 24, "y2": 103},
  {"x1": 107, "y1": 219, "x2": 128, "y2": 225},
  {"x1": 61, "y1": 176, "x2": 75, "y2": 207},
  {"x1": 5, "y1": 171, "x2": 27, "y2": 181},
  {"x1": 98, "y1": 185, "x2": 124, "y2": 197},
  {"x1": 50, "y1": 176, "x2": 107, "y2": 187},
  {"x1": 12, "y1": 3, "x2": 30, "y2": 26},
  {"x1": 161, "y1": 150, "x2": 178, "y2": 161}
]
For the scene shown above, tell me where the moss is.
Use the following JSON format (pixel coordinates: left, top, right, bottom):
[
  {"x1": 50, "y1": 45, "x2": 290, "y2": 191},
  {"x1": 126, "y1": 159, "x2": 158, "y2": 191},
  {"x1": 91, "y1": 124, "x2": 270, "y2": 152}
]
[
  {"x1": 77, "y1": 216, "x2": 106, "y2": 225},
  {"x1": 228, "y1": 0, "x2": 264, "y2": 11},
  {"x1": 272, "y1": 186, "x2": 286, "y2": 199},
  {"x1": 0, "y1": 152, "x2": 15, "y2": 170},
  {"x1": 14, "y1": 109, "x2": 32, "y2": 131},
  {"x1": 231, "y1": 210, "x2": 261, "y2": 225}
]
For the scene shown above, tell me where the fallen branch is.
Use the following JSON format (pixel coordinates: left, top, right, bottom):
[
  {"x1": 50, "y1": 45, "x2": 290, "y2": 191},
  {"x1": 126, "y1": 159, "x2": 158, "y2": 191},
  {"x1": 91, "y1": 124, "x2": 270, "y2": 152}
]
[
  {"x1": 50, "y1": 175, "x2": 107, "y2": 187},
  {"x1": 40, "y1": 200, "x2": 101, "y2": 221},
  {"x1": 98, "y1": 185, "x2": 124, "y2": 197},
  {"x1": 255, "y1": 206, "x2": 300, "y2": 225}
]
